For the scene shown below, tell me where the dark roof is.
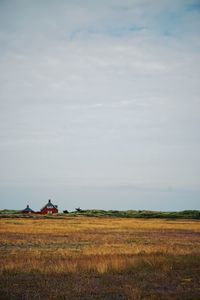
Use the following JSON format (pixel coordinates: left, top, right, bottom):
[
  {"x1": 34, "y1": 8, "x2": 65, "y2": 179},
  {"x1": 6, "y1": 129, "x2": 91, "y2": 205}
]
[
  {"x1": 41, "y1": 199, "x2": 58, "y2": 211},
  {"x1": 22, "y1": 205, "x2": 34, "y2": 213}
]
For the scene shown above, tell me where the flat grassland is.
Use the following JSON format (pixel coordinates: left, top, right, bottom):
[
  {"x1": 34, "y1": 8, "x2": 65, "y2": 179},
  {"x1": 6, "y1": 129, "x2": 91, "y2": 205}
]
[{"x1": 0, "y1": 216, "x2": 200, "y2": 299}]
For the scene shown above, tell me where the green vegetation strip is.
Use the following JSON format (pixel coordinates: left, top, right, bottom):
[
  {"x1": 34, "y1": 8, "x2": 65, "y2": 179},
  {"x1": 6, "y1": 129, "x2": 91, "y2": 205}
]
[{"x1": 1, "y1": 209, "x2": 199, "y2": 219}]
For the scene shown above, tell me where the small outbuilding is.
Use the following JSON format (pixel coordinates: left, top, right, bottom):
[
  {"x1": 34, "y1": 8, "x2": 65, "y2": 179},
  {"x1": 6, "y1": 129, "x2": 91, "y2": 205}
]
[
  {"x1": 22, "y1": 205, "x2": 34, "y2": 214},
  {"x1": 40, "y1": 199, "x2": 58, "y2": 214}
]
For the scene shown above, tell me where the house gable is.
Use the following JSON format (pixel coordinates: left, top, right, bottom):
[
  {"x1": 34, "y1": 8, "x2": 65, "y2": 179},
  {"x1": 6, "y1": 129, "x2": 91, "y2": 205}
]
[{"x1": 40, "y1": 199, "x2": 58, "y2": 214}]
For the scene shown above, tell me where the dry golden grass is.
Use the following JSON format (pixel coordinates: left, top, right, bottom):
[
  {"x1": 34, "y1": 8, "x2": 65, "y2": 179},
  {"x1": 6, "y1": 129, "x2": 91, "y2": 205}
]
[{"x1": 0, "y1": 216, "x2": 200, "y2": 299}]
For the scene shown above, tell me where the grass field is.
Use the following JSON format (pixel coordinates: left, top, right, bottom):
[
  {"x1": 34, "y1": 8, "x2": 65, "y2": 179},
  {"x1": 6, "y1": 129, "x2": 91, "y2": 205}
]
[{"x1": 0, "y1": 216, "x2": 200, "y2": 299}]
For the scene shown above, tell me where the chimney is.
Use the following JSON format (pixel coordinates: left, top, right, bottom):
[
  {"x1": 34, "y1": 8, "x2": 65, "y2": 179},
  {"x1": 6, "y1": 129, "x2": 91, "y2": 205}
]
[
  {"x1": 48, "y1": 199, "x2": 51, "y2": 203},
  {"x1": 27, "y1": 205, "x2": 29, "y2": 208}
]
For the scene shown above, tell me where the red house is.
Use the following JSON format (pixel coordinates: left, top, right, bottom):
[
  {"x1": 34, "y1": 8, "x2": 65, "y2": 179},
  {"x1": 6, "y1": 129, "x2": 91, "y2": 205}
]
[{"x1": 40, "y1": 199, "x2": 58, "y2": 214}]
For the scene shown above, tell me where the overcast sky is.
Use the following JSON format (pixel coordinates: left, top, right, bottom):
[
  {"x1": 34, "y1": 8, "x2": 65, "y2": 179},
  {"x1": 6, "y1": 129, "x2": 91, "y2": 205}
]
[{"x1": 0, "y1": 0, "x2": 200, "y2": 211}]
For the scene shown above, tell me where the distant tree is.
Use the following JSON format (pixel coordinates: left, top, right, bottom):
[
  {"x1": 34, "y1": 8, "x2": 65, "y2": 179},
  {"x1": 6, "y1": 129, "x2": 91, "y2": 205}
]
[
  {"x1": 75, "y1": 207, "x2": 82, "y2": 212},
  {"x1": 63, "y1": 210, "x2": 69, "y2": 214}
]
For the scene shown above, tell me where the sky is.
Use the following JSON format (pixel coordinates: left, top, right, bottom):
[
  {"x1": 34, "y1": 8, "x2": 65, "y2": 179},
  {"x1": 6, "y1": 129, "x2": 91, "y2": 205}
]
[{"x1": 0, "y1": 0, "x2": 200, "y2": 211}]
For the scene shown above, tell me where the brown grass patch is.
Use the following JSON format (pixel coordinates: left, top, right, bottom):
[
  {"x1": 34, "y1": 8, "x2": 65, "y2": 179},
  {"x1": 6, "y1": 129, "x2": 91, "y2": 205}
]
[{"x1": 0, "y1": 217, "x2": 200, "y2": 299}]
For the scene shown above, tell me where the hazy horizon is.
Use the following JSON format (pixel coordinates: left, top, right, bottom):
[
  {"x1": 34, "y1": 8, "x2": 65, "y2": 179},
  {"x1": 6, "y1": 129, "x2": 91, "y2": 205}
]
[
  {"x1": 0, "y1": 0, "x2": 200, "y2": 211},
  {"x1": 1, "y1": 185, "x2": 200, "y2": 212}
]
